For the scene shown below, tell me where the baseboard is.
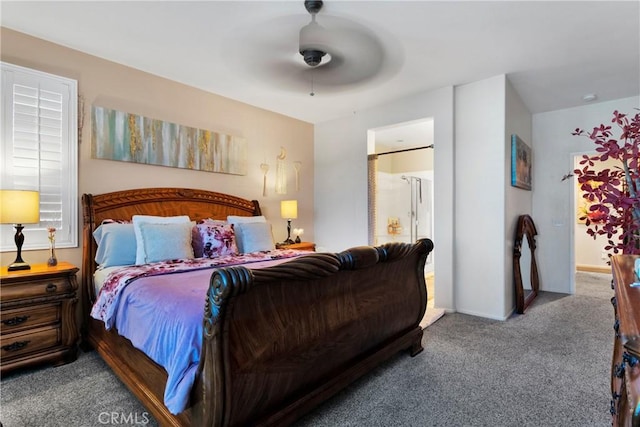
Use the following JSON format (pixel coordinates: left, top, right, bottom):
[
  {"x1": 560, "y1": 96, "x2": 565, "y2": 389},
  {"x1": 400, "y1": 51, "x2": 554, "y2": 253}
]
[
  {"x1": 576, "y1": 264, "x2": 610, "y2": 274},
  {"x1": 455, "y1": 307, "x2": 509, "y2": 321}
]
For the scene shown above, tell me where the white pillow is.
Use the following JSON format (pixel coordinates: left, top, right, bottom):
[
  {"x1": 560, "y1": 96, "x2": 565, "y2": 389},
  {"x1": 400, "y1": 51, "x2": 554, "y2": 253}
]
[
  {"x1": 234, "y1": 222, "x2": 275, "y2": 253},
  {"x1": 226, "y1": 215, "x2": 267, "y2": 225},
  {"x1": 137, "y1": 221, "x2": 195, "y2": 264},
  {"x1": 132, "y1": 215, "x2": 191, "y2": 264}
]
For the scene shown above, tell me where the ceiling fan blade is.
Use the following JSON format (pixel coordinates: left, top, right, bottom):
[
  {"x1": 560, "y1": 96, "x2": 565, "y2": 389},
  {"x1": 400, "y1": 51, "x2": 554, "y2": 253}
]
[{"x1": 220, "y1": 6, "x2": 402, "y2": 94}]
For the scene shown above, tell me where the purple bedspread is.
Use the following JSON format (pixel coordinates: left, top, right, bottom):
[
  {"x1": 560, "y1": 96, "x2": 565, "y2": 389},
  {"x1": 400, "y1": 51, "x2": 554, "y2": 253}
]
[
  {"x1": 91, "y1": 251, "x2": 304, "y2": 414},
  {"x1": 114, "y1": 268, "x2": 210, "y2": 413}
]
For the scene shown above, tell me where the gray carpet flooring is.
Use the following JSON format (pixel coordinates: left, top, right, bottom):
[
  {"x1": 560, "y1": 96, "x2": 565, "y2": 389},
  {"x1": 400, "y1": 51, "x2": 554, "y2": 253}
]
[{"x1": 1, "y1": 272, "x2": 613, "y2": 427}]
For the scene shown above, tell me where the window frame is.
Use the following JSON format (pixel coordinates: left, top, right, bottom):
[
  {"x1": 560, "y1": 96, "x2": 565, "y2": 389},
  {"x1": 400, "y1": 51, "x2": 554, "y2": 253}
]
[{"x1": 1, "y1": 62, "x2": 78, "y2": 252}]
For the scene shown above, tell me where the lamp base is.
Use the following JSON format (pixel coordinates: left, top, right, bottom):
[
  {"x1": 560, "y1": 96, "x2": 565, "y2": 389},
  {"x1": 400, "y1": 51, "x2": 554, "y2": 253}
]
[
  {"x1": 8, "y1": 262, "x2": 31, "y2": 271},
  {"x1": 281, "y1": 239, "x2": 295, "y2": 245},
  {"x1": 8, "y1": 224, "x2": 30, "y2": 271}
]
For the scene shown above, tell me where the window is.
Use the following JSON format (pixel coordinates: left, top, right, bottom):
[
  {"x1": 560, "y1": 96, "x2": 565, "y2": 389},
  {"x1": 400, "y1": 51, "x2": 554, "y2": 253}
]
[{"x1": 1, "y1": 62, "x2": 78, "y2": 251}]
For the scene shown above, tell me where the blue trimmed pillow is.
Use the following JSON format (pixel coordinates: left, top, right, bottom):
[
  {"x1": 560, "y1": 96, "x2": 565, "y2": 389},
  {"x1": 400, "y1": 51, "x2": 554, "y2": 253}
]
[
  {"x1": 93, "y1": 223, "x2": 137, "y2": 267},
  {"x1": 234, "y1": 221, "x2": 275, "y2": 253},
  {"x1": 137, "y1": 221, "x2": 195, "y2": 264},
  {"x1": 226, "y1": 215, "x2": 267, "y2": 226},
  {"x1": 132, "y1": 215, "x2": 191, "y2": 265}
]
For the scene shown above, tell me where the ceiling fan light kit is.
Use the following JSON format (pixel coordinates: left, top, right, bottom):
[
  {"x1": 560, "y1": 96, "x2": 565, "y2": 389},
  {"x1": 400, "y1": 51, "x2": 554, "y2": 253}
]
[{"x1": 299, "y1": 1, "x2": 328, "y2": 67}]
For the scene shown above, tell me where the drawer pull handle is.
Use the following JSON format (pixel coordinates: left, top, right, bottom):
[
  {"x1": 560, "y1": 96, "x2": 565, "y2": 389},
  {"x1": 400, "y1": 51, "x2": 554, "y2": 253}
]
[
  {"x1": 2, "y1": 315, "x2": 29, "y2": 326},
  {"x1": 46, "y1": 283, "x2": 57, "y2": 292},
  {"x1": 2, "y1": 340, "x2": 30, "y2": 352}
]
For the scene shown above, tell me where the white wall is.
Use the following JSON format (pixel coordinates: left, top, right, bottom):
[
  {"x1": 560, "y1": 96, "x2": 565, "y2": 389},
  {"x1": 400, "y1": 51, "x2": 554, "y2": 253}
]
[
  {"x1": 453, "y1": 75, "x2": 531, "y2": 319},
  {"x1": 454, "y1": 75, "x2": 509, "y2": 319},
  {"x1": 314, "y1": 86, "x2": 455, "y2": 311},
  {"x1": 315, "y1": 76, "x2": 532, "y2": 320},
  {"x1": 315, "y1": 77, "x2": 637, "y2": 320},
  {"x1": 504, "y1": 78, "x2": 533, "y2": 315},
  {"x1": 532, "y1": 96, "x2": 640, "y2": 293}
]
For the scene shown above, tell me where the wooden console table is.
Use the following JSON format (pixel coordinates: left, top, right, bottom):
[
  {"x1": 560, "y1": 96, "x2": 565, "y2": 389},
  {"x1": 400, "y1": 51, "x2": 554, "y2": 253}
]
[{"x1": 610, "y1": 255, "x2": 640, "y2": 426}]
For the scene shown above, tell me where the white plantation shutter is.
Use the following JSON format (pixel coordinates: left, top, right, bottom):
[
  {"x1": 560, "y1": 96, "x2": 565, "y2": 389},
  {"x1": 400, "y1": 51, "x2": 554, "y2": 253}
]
[{"x1": 1, "y1": 62, "x2": 78, "y2": 251}]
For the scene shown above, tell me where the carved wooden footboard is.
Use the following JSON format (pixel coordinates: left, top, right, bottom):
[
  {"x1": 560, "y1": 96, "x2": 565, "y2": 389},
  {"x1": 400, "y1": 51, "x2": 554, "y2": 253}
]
[{"x1": 191, "y1": 239, "x2": 433, "y2": 426}]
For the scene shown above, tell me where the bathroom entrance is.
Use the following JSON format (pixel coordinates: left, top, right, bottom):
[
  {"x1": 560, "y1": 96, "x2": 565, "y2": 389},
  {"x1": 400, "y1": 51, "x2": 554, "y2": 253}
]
[{"x1": 367, "y1": 118, "x2": 442, "y2": 325}]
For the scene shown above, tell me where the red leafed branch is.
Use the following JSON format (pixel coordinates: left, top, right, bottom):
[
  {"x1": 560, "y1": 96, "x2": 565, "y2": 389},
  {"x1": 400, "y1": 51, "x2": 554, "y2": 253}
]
[{"x1": 572, "y1": 110, "x2": 640, "y2": 254}]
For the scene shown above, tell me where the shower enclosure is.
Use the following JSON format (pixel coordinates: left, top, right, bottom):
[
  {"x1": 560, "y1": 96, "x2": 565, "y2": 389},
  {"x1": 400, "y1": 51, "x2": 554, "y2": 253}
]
[
  {"x1": 401, "y1": 175, "x2": 425, "y2": 243},
  {"x1": 374, "y1": 171, "x2": 433, "y2": 246}
]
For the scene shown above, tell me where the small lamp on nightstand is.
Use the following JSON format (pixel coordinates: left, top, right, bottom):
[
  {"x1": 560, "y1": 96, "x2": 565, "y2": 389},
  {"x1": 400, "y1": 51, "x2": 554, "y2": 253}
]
[
  {"x1": 0, "y1": 190, "x2": 40, "y2": 271},
  {"x1": 280, "y1": 200, "x2": 298, "y2": 245}
]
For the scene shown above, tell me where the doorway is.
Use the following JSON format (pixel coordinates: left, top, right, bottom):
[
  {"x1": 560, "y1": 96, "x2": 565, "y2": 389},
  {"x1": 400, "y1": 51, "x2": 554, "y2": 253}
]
[
  {"x1": 367, "y1": 118, "x2": 442, "y2": 326},
  {"x1": 571, "y1": 152, "x2": 618, "y2": 292}
]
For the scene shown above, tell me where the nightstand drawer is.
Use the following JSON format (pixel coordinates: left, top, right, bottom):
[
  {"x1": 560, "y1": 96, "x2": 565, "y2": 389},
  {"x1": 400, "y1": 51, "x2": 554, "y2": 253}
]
[
  {"x1": 1, "y1": 326, "x2": 61, "y2": 360},
  {"x1": 0, "y1": 262, "x2": 79, "y2": 372},
  {"x1": 1, "y1": 304, "x2": 60, "y2": 334},
  {"x1": 1, "y1": 277, "x2": 72, "y2": 302}
]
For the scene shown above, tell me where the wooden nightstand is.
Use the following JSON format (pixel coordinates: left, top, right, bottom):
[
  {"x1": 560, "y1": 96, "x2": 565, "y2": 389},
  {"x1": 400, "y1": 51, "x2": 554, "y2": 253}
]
[
  {"x1": 0, "y1": 261, "x2": 80, "y2": 373},
  {"x1": 276, "y1": 241, "x2": 316, "y2": 251}
]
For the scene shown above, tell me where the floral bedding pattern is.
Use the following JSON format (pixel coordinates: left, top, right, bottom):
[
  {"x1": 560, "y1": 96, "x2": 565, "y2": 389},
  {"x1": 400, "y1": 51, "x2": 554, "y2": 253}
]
[{"x1": 91, "y1": 249, "x2": 304, "y2": 329}]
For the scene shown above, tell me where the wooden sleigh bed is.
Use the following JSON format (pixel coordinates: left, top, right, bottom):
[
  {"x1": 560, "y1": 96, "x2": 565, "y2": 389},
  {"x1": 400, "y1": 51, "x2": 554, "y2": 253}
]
[{"x1": 81, "y1": 187, "x2": 434, "y2": 427}]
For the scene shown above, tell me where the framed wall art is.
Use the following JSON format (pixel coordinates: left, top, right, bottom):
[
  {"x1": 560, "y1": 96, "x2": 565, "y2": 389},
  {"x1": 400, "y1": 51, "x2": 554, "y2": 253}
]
[
  {"x1": 511, "y1": 134, "x2": 532, "y2": 190},
  {"x1": 91, "y1": 106, "x2": 247, "y2": 175}
]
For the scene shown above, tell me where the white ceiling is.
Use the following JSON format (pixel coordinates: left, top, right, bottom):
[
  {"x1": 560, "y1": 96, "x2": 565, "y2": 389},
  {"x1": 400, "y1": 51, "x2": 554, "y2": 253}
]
[
  {"x1": 373, "y1": 118, "x2": 434, "y2": 152},
  {"x1": 2, "y1": 0, "x2": 639, "y2": 132}
]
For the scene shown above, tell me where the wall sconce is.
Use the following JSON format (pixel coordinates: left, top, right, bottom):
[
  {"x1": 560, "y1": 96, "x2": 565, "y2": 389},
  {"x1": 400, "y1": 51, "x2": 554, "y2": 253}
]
[
  {"x1": 280, "y1": 200, "x2": 298, "y2": 244},
  {"x1": 0, "y1": 190, "x2": 40, "y2": 271}
]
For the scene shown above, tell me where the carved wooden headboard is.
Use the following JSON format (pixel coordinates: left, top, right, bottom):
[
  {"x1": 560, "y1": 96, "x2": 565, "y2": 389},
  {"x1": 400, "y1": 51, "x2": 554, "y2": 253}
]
[{"x1": 81, "y1": 187, "x2": 261, "y2": 307}]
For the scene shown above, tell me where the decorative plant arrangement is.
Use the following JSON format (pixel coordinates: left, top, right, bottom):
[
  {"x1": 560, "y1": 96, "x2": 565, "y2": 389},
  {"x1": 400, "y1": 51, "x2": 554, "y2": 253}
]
[
  {"x1": 573, "y1": 110, "x2": 640, "y2": 254},
  {"x1": 47, "y1": 227, "x2": 57, "y2": 266}
]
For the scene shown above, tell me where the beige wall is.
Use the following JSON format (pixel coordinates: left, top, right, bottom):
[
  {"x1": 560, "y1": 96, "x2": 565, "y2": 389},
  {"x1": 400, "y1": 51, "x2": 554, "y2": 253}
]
[
  {"x1": 0, "y1": 28, "x2": 314, "y2": 272},
  {"x1": 376, "y1": 149, "x2": 431, "y2": 174}
]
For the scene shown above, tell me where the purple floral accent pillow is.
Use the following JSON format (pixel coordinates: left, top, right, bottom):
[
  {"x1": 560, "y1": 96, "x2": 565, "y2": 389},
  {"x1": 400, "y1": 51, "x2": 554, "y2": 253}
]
[
  {"x1": 192, "y1": 219, "x2": 238, "y2": 258},
  {"x1": 101, "y1": 219, "x2": 131, "y2": 225}
]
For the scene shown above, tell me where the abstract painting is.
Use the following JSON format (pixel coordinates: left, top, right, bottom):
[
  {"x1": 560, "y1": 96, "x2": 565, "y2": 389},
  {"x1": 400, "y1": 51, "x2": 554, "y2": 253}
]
[
  {"x1": 511, "y1": 134, "x2": 532, "y2": 190},
  {"x1": 91, "y1": 106, "x2": 247, "y2": 175}
]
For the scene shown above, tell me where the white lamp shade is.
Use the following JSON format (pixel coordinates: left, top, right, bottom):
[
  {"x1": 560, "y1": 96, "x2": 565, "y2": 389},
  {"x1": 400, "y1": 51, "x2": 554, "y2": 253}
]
[
  {"x1": 0, "y1": 190, "x2": 40, "y2": 224},
  {"x1": 299, "y1": 19, "x2": 331, "y2": 55},
  {"x1": 280, "y1": 200, "x2": 298, "y2": 219}
]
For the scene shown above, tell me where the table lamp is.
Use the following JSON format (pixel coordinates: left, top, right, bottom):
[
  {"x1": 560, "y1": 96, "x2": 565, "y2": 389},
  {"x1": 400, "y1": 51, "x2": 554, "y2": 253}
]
[
  {"x1": 280, "y1": 200, "x2": 298, "y2": 245},
  {"x1": 0, "y1": 190, "x2": 40, "y2": 271}
]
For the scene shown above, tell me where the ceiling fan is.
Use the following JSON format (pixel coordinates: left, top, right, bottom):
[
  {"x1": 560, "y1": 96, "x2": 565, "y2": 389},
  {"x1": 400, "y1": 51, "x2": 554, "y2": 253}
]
[
  {"x1": 295, "y1": 0, "x2": 388, "y2": 90},
  {"x1": 224, "y1": 1, "x2": 401, "y2": 95}
]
